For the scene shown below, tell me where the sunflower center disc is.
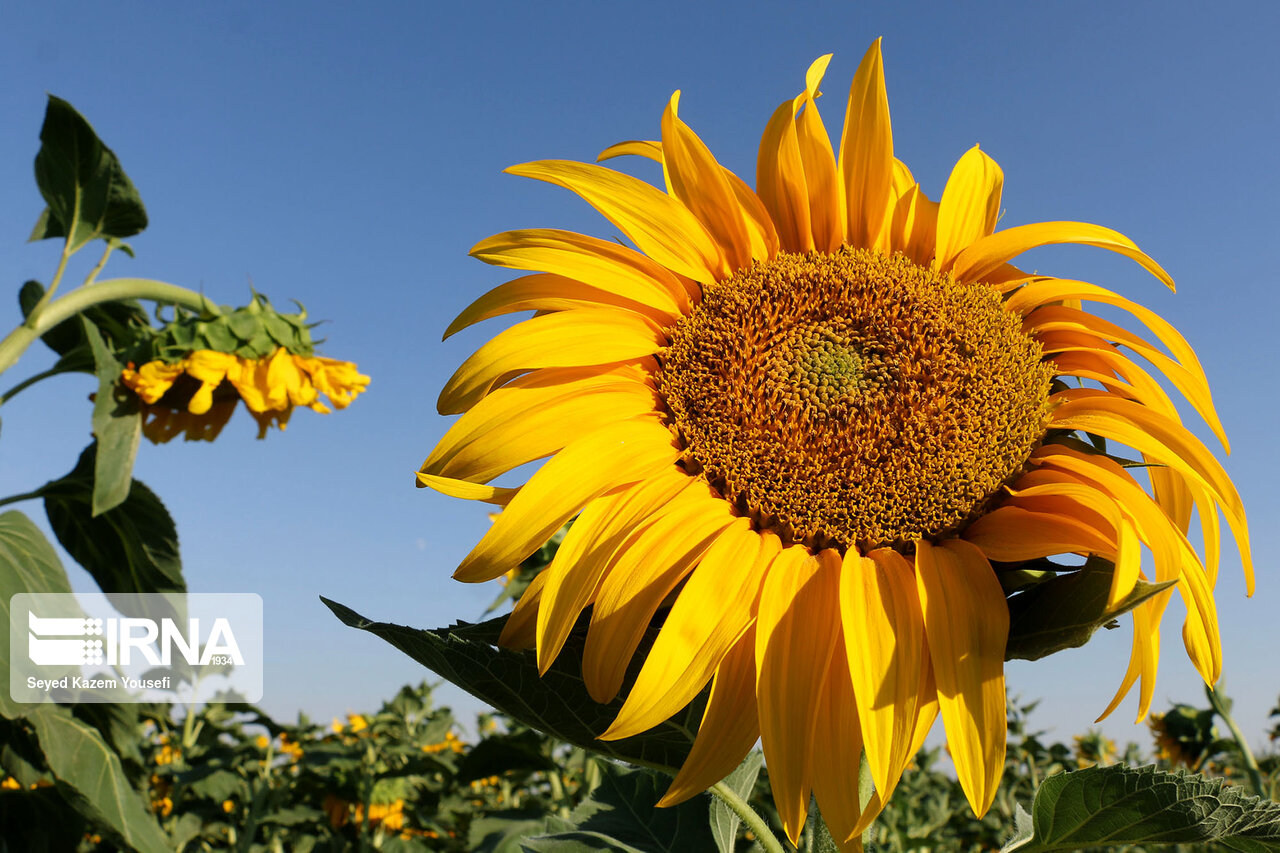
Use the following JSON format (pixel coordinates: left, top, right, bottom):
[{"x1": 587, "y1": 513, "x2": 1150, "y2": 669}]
[{"x1": 659, "y1": 248, "x2": 1054, "y2": 552}]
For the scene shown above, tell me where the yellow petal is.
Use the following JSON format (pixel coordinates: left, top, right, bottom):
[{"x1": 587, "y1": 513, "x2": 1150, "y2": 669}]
[
  {"x1": 600, "y1": 138, "x2": 777, "y2": 260},
  {"x1": 811, "y1": 648, "x2": 874, "y2": 850},
  {"x1": 914, "y1": 540, "x2": 1007, "y2": 817},
  {"x1": 840, "y1": 548, "x2": 927, "y2": 800},
  {"x1": 757, "y1": 97, "x2": 814, "y2": 253},
  {"x1": 1024, "y1": 297, "x2": 1227, "y2": 450},
  {"x1": 423, "y1": 367, "x2": 658, "y2": 483},
  {"x1": 662, "y1": 92, "x2": 757, "y2": 270},
  {"x1": 1049, "y1": 391, "x2": 1251, "y2": 593},
  {"x1": 497, "y1": 571, "x2": 547, "y2": 649},
  {"x1": 445, "y1": 273, "x2": 678, "y2": 338},
  {"x1": 536, "y1": 469, "x2": 691, "y2": 673},
  {"x1": 437, "y1": 308, "x2": 663, "y2": 415},
  {"x1": 838, "y1": 38, "x2": 894, "y2": 251},
  {"x1": 890, "y1": 183, "x2": 939, "y2": 266},
  {"x1": 659, "y1": 625, "x2": 760, "y2": 807},
  {"x1": 583, "y1": 485, "x2": 735, "y2": 702},
  {"x1": 505, "y1": 160, "x2": 727, "y2": 282},
  {"x1": 413, "y1": 472, "x2": 517, "y2": 505},
  {"x1": 951, "y1": 221, "x2": 1174, "y2": 290},
  {"x1": 600, "y1": 521, "x2": 773, "y2": 741},
  {"x1": 795, "y1": 57, "x2": 843, "y2": 253},
  {"x1": 470, "y1": 228, "x2": 689, "y2": 318},
  {"x1": 597, "y1": 139, "x2": 663, "y2": 163},
  {"x1": 934, "y1": 146, "x2": 1003, "y2": 271},
  {"x1": 756, "y1": 547, "x2": 842, "y2": 845},
  {"x1": 964, "y1": 505, "x2": 1116, "y2": 561},
  {"x1": 452, "y1": 419, "x2": 677, "y2": 582}
]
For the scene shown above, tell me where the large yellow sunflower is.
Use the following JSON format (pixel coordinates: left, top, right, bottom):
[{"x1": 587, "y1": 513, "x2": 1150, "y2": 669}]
[{"x1": 418, "y1": 40, "x2": 1251, "y2": 845}]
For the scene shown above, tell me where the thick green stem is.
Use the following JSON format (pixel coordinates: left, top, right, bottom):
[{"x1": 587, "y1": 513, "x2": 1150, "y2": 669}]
[
  {"x1": 709, "y1": 780, "x2": 786, "y2": 853},
  {"x1": 1205, "y1": 684, "x2": 1266, "y2": 797},
  {"x1": 0, "y1": 277, "x2": 220, "y2": 377}
]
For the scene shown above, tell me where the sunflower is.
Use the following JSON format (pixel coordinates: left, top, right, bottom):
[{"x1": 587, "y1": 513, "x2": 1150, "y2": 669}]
[
  {"x1": 418, "y1": 40, "x2": 1251, "y2": 845},
  {"x1": 122, "y1": 348, "x2": 369, "y2": 442}
]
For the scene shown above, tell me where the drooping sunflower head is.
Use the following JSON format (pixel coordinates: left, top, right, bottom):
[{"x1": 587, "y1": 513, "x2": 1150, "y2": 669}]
[
  {"x1": 119, "y1": 295, "x2": 369, "y2": 442},
  {"x1": 420, "y1": 39, "x2": 1251, "y2": 847}
]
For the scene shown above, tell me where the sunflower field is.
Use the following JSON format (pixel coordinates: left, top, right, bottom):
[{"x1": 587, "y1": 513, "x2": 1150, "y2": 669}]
[{"x1": 2, "y1": 28, "x2": 1279, "y2": 853}]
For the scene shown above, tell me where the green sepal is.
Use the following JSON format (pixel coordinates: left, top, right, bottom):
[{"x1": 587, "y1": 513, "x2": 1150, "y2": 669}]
[
  {"x1": 1004, "y1": 557, "x2": 1175, "y2": 662},
  {"x1": 31, "y1": 95, "x2": 148, "y2": 252},
  {"x1": 135, "y1": 292, "x2": 317, "y2": 363}
]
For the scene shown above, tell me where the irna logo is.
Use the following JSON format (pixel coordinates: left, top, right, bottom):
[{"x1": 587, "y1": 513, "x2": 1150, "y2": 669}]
[{"x1": 27, "y1": 612, "x2": 245, "y2": 668}]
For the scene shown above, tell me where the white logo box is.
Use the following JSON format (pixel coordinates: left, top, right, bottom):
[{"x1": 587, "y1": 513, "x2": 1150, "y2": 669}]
[{"x1": 10, "y1": 593, "x2": 262, "y2": 704}]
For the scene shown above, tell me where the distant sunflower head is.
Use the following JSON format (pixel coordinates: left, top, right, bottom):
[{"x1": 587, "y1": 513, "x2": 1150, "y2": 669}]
[
  {"x1": 420, "y1": 39, "x2": 1251, "y2": 846},
  {"x1": 119, "y1": 295, "x2": 368, "y2": 442}
]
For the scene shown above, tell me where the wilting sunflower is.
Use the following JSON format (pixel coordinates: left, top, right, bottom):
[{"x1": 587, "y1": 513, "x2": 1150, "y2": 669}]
[
  {"x1": 123, "y1": 348, "x2": 368, "y2": 442},
  {"x1": 419, "y1": 39, "x2": 1251, "y2": 845},
  {"x1": 119, "y1": 294, "x2": 369, "y2": 442}
]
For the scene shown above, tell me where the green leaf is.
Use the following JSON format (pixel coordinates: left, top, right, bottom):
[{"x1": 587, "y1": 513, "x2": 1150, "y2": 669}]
[
  {"x1": 85, "y1": 322, "x2": 142, "y2": 515},
  {"x1": 42, "y1": 444, "x2": 184, "y2": 595},
  {"x1": 710, "y1": 751, "x2": 762, "y2": 853},
  {"x1": 521, "y1": 763, "x2": 718, "y2": 853},
  {"x1": 322, "y1": 598, "x2": 703, "y2": 773},
  {"x1": 1004, "y1": 559, "x2": 1175, "y2": 661},
  {"x1": 470, "y1": 809, "x2": 560, "y2": 853},
  {"x1": 0, "y1": 511, "x2": 71, "y2": 718},
  {"x1": 1001, "y1": 764, "x2": 1280, "y2": 852},
  {"x1": 27, "y1": 707, "x2": 170, "y2": 853},
  {"x1": 32, "y1": 96, "x2": 147, "y2": 252}
]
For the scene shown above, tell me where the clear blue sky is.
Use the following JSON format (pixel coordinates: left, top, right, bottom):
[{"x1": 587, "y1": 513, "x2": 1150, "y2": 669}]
[{"x1": 1, "y1": 1, "x2": 1277, "y2": 753}]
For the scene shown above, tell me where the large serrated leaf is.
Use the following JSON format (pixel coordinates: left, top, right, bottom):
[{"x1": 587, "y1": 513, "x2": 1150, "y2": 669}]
[
  {"x1": 32, "y1": 96, "x2": 147, "y2": 252},
  {"x1": 521, "y1": 763, "x2": 718, "y2": 853},
  {"x1": 27, "y1": 707, "x2": 171, "y2": 853},
  {"x1": 711, "y1": 751, "x2": 762, "y2": 853},
  {"x1": 322, "y1": 598, "x2": 702, "y2": 773},
  {"x1": 1005, "y1": 559, "x2": 1175, "y2": 661},
  {"x1": 85, "y1": 322, "x2": 142, "y2": 515},
  {"x1": 1001, "y1": 764, "x2": 1280, "y2": 852},
  {"x1": 42, "y1": 444, "x2": 184, "y2": 595},
  {"x1": 0, "y1": 511, "x2": 71, "y2": 718}
]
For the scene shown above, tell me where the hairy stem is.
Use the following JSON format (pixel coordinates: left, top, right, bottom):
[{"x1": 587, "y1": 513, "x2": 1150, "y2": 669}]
[
  {"x1": 1205, "y1": 684, "x2": 1266, "y2": 797},
  {"x1": 709, "y1": 780, "x2": 786, "y2": 853}
]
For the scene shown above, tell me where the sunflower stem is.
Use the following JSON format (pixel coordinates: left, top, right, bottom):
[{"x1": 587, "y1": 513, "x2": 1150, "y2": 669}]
[
  {"x1": 0, "y1": 277, "x2": 220, "y2": 378},
  {"x1": 708, "y1": 780, "x2": 786, "y2": 853},
  {"x1": 1205, "y1": 683, "x2": 1265, "y2": 797},
  {"x1": 0, "y1": 366, "x2": 67, "y2": 406}
]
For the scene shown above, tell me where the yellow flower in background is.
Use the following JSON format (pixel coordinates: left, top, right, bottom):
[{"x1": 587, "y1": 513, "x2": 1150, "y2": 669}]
[
  {"x1": 121, "y1": 347, "x2": 369, "y2": 442},
  {"x1": 419, "y1": 39, "x2": 1250, "y2": 846}
]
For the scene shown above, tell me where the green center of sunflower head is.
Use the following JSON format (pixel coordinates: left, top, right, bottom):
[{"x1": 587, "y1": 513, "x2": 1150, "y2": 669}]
[{"x1": 658, "y1": 247, "x2": 1055, "y2": 553}]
